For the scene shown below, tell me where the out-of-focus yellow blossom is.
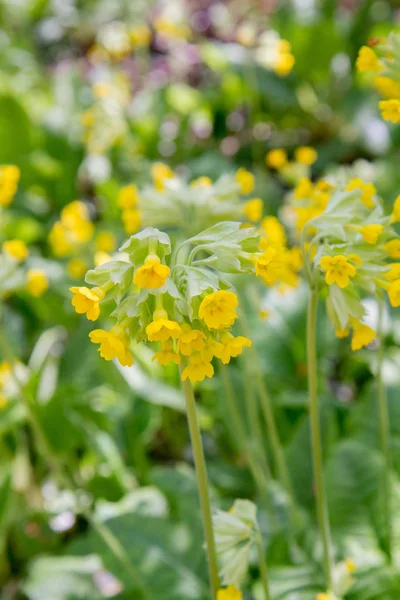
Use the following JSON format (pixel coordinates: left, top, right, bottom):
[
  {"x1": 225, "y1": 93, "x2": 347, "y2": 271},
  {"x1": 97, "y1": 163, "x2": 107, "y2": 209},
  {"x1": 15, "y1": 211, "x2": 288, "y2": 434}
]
[
  {"x1": 118, "y1": 184, "x2": 139, "y2": 209},
  {"x1": 266, "y1": 148, "x2": 287, "y2": 169},
  {"x1": 351, "y1": 320, "x2": 376, "y2": 351},
  {"x1": 320, "y1": 255, "x2": 357, "y2": 288},
  {"x1": 385, "y1": 239, "x2": 400, "y2": 258},
  {"x1": 274, "y1": 40, "x2": 295, "y2": 76},
  {"x1": 122, "y1": 209, "x2": 142, "y2": 235},
  {"x1": 391, "y1": 195, "x2": 400, "y2": 222},
  {"x1": 70, "y1": 286, "x2": 105, "y2": 321},
  {"x1": 294, "y1": 177, "x2": 314, "y2": 200},
  {"x1": 379, "y1": 99, "x2": 400, "y2": 123},
  {"x1": 95, "y1": 231, "x2": 117, "y2": 253},
  {"x1": 236, "y1": 23, "x2": 257, "y2": 47},
  {"x1": 26, "y1": 269, "x2": 48, "y2": 297},
  {"x1": 146, "y1": 309, "x2": 182, "y2": 342},
  {"x1": 49, "y1": 201, "x2": 94, "y2": 257},
  {"x1": 356, "y1": 46, "x2": 382, "y2": 72},
  {"x1": 259, "y1": 309, "x2": 269, "y2": 320},
  {"x1": 152, "y1": 340, "x2": 181, "y2": 366},
  {"x1": 345, "y1": 558, "x2": 357, "y2": 573},
  {"x1": 0, "y1": 394, "x2": 7, "y2": 410},
  {"x1": 213, "y1": 333, "x2": 252, "y2": 364},
  {"x1": 2, "y1": 240, "x2": 29, "y2": 261},
  {"x1": 89, "y1": 327, "x2": 134, "y2": 366},
  {"x1": 388, "y1": 279, "x2": 400, "y2": 307},
  {"x1": 235, "y1": 168, "x2": 254, "y2": 194},
  {"x1": 243, "y1": 198, "x2": 263, "y2": 222},
  {"x1": 67, "y1": 258, "x2": 88, "y2": 279},
  {"x1": 198, "y1": 291, "x2": 239, "y2": 330},
  {"x1": 190, "y1": 176, "x2": 212, "y2": 188},
  {"x1": 374, "y1": 76, "x2": 400, "y2": 99},
  {"x1": 0, "y1": 165, "x2": 20, "y2": 207},
  {"x1": 178, "y1": 326, "x2": 207, "y2": 356},
  {"x1": 130, "y1": 24, "x2": 152, "y2": 47},
  {"x1": 346, "y1": 178, "x2": 376, "y2": 208},
  {"x1": 151, "y1": 162, "x2": 175, "y2": 191},
  {"x1": 94, "y1": 251, "x2": 113, "y2": 267},
  {"x1": 335, "y1": 327, "x2": 350, "y2": 339},
  {"x1": 385, "y1": 263, "x2": 400, "y2": 280},
  {"x1": 217, "y1": 585, "x2": 242, "y2": 600},
  {"x1": 295, "y1": 146, "x2": 317, "y2": 166},
  {"x1": 261, "y1": 216, "x2": 287, "y2": 246},
  {"x1": 255, "y1": 244, "x2": 300, "y2": 287},
  {"x1": 134, "y1": 256, "x2": 170, "y2": 289},
  {"x1": 359, "y1": 224, "x2": 383, "y2": 244},
  {"x1": 316, "y1": 594, "x2": 330, "y2": 600},
  {"x1": 154, "y1": 17, "x2": 191, "y2": 41}
]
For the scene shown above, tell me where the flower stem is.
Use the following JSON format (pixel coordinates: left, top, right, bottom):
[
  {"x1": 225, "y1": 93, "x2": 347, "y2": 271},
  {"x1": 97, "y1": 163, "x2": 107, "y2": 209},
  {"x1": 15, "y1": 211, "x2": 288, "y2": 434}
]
[
  {"x1": 377, "y1": 297, "x2": 393, "y2": 563},
  {"x1": 307, "y1": 289, "x2": 334, "y2": 592},
  {"x1": 179, "y1": 361, "x2": 220, "y2": 598},
  {"x1": 256, "y1": 530, "x2": 272, "y2": 600}
]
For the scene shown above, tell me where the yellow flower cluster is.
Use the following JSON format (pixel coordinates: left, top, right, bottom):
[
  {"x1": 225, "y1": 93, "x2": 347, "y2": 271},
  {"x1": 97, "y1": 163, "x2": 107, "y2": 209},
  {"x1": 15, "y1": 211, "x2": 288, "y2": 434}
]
[
  {"x1": 0, "y1": 165, "x2": 20, "y2": 207},
  {"x1": 266, "y1": 146, "x2": 318, "y2": 172},
  {"x1": 2, "y1": 240, "x2": 29, "y2": 261},
  {"x1": 49, "y1": 201, "x2": 94, "y2": 257},
  {"x1": 118, "y1": 184, "x2": 142, "y2": 234},
  {"x1": 291, "y1": 177, "x2": 334, "y2": 232}
]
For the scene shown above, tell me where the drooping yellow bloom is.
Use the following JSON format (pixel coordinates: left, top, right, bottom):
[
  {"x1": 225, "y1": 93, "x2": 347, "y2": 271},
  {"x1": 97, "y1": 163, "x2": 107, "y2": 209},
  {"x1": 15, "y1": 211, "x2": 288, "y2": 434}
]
[
  {"x1": 360, "y1": 224, "x2": 383, "y2": 244},
  {"x1": 118, "y1": 184, "x2": 139, "y2": 209},
  {"x1": 243, "y1": 198, "x2": 263, "y2": 222},
  {"x1": 320, "y1": 255, "x2": 357, "y2": 288},
  {"x1": 379, "y1": 99, "x2": 400, "y2": 123},
  {"x1": 26, "y1": 269, "x2": 49, "y2": 297},
  {"x1": 295, "y1": 146, "x2": 317, "y2": 166},
  {"x1": 212, "y1": 333, "x2": 252, "y2": 364},
  {"x1": 94, "y1": 251, "x2": 112, "y2": 267},
  {"x1": 134, "y1": 256, "x2": 170, "y2": 289},
  {"x1": 181, "y1": 349, "x2": 214, "y2": 383},
  {"x1": 122, "y1": 209, "x2": 142, "y2": 234},
  {"x1": 335, "y1": 327, "x2": 350, "y2": 339},
  {"x1": 217, "y1": 585, "x2": 242, "y2": 600},
  {"x1": 146, "y1": 310, "x2": 182, "y2": 342},
  {"x1": 152, "y1": 340, "x2": 181, "y2": 366},
  {"x1": 70, "y1": 286, "x2": 104, "y2": 321},
  {"x1": 2, "y1": 240, "x2": 29, "y2": 261},
  {"x1": 385, "y1": 239, "x2": 400, "y2": 258},
  {"x1": 388, "y1": 279, "x2": 400, "y2": 307},
  {"x1": 265, "y1": 148, "x2": 287, "y2": 169},
  {"x1": 151, "y1": 162, "x2": 174, "y2": 191},
  {"x1": 178, "y1": 326, "x2": 206, "y2": 356},
  {"x1": 385, "y1": 263, "x2": 400, "y2": 280},
  {"x1": 356, "y1": 46, "x2": 381, "y2": 72},
  {"x1": 391, "y1": 195, "x2": 400, "y2": 223},
  {"x1": 255, "y1": 245, "x2": 287, "y2": 285},
  {"x1": 351, "y1": 321, "x2": 376, "y2": 351},
  {"x1": 235, "y1": 168, "x2": 254, "y2": 194},
  {"x1": 293, "y1": 177, "x2": 313, "y2": 200},
  {"x1": 346, "y1": 178, "x2": 376, "y2": 208},
  {"x1": 0, "y1": 165, "x2": 20, "y2": 207},
  {"x1": 89, "y1": 328, "x2": 134, "y2": 366},
  {"x1": 67, "y1": 258, "x2": 88, "y2": 279},
  {"x1": 95, "y1": 231, "x2": 117, "y2": 253},
  {"x1": 198, "y1": 290, "x2": 239, "y2": 330},
  {"x1": 261, "y1": 216, "x2": 287, "y2": 246},
  {"x1": 374, "y1": 76, "x2": 400, "y2": 99},
  {"x1": 49, "y1": 201, "x2": 94, "y2": 257}
]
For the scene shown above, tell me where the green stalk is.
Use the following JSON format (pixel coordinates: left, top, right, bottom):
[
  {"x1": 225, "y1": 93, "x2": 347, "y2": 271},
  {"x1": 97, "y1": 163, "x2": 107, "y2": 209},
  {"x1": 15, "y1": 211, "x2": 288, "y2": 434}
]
[
  {"x1": 256, "y1": 530, "x2": 272, "y2": 600},
  {"x1": 179, "y1": 361, "x2": 220, "y2": 598},
  {"x1": 377, "y1": 297, "x2": 393, "y2": 563},
  {"x1": 307, "y1": 289, "x2": 334, "y2": 592}
]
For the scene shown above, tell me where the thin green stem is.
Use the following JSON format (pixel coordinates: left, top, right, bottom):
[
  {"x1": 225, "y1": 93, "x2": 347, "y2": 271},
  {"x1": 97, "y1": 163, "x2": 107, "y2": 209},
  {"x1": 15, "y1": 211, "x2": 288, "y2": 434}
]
[
  {"x1": 179, "y1": 361, "x2": 220, "y2": 598},
  {"x1": 307, "y1": 289, "x2": 334, "y2": 592},
  {"x1": 256, "y1": 531, "x2": 272, "y2": 600},
  {"x1": 377, "y1": 297, "x2": 392, "y2": 563}
]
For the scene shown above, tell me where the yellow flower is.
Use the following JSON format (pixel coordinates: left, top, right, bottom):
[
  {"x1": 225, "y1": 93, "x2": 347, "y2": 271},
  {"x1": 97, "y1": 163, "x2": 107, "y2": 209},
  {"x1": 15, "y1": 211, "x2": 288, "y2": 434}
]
[
  {"x1": 360, "y1": 224, "x2": 383, "y2": 244},
  {"x1": 356, "y1": 46, "x2": 381, "y2": 72},
  {"x1": 95, "y1": 231, "x2": 116, "y2": 253},
  {"x1": 134, "y1": 256, "x2": 170, "y2": 290},
  {"x1": 265, "y1": 149, "x2": 287, "y2": 169},
  {"x1": 385, "y1": 263, "x2": 400, "y2": 280},
  {"x1": 335, "y1": 327, "x2": 350, "y2": 339},
  {"x1": 178, "y1": 326, "x2": 207, "y2": 356},
  {"x1": 385, "y1": 239, "x2": 400, "y2": 258},
  {"x1": 243, "y1": 198, "x2": 263, "y2": 222},
  {"x1": 118, "y1": 184, "x2": 139, "y2": 209},
  {"x1": 388, "y1": 279, "x2": 400, "y2": 307},
  {"x1": 130, "y1": 24, "x2": 152, "y2": 47},
  {"x1": 374, "y1": 76, "x2": 400, "y2": 99},
  {"x1": 122, "y1": 209, "x2": 142, "y2": 234},
  {"x1": 294, "y1": 177, "x2": 313, "y2": 200},
  {"x1": 94, "y1": 251, "x2": 112, "y2": 267},
  {"x1": 151, "y1": 162, "x2": 174, "y2": 190},
  {"x1": 348, "y1": 253, "x2": 363, "y2": 267},
  {"x1": 26, "y1": 269, "x2": 48, "y2": 297},
  {"x1": 190, "y1": 176, "x2": 212, "y2": 188},
  {"x1": 346, "y1": 178, "x2": 376, "y2": 208},
  {"x1": 320, "y1": 255, "x2": 357, "y2": 288},
  {"x1": 146, "y1": 310, "x2": 182, "y2": 342},
  {"x1": 379, "y1": 99, "x2": 400, "y2": 123},
  {"x1": 0, "y1": 165, "x2": 20, "y2": 207},
  {"x1": 152, "y1": 339, "x2": 181, "y2": 366},
  {"x1": 198, "y1": 290, "x2": 239, "y2": 330},
  {"x1": 255, "y1": 245, "x2": 286, "y2": 285},
  {"x1": 351, "y1": 321, "x2": 376, "y2": 351},
  {"x1": 295, "y1": 146, "x2": 317, "y2": 166},
  {"x1": 316, "y1": 594, "x2": 330, "y2": 600},
  {"x1": 2, "y1": 239, "x2": 29, "y2": 261},
  {"x1": 261, "y1": 216, "x2": 287, "y2": 246},
  {"x1": 212, "y1": 333, "x2": 252, "y2": 364},
  {"x1": 67, "y1": 258, "x2": 88, "y2": 279},
  {"x1": 217, "y1": 585, "x2": 242, "y2": 600},
  {"x1": 235, "y1": 168, "x2": 254, "y2": 194},
  {"x1": 345, "y1": 558, "x2": 357, "y2": 573},
  {"x1": 181, "y1": 350, "x2": 214, "y2": 383},
  {"x1": 70, "y1": 286, "x2": 104, "y2": 321},
  {"x1": 391, "y1": 194, "x2": 400, "y2": 223},
  {"x1": 274, "y1": 41, "x2": 295, "y2": 76},
  {"x1": 89, "y1": 328, "x2": 134, "y2": 366}
]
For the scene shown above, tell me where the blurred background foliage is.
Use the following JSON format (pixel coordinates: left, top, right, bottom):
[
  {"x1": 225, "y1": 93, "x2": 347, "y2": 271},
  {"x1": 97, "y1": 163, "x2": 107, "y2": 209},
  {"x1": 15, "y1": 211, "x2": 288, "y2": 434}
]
[{"x1": 2, "y1": 0, "x2": 400, "y2": 599}]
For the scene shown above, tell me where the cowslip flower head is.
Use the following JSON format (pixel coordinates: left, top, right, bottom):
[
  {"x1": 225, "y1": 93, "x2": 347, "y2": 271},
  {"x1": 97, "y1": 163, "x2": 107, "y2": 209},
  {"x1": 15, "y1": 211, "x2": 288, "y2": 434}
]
[
  {"x1": 266, "y1": 148, "x2": 287, "y2": 169},
  {"x1": 217, "y1": 586, "x2": 242, "y2": 600},
  {"x1": 70, "y1": 286, "x2": 105, "y2": 321},
  {"x1": 235, "y1": 168, "x2": 254, "y2": 194},
  {"x1": 122, "y1": 209, "x2": 142, "y2": 234},
  {"x1": 2, "y1": 240, "x2": 29, "y2": 261},
  {"x1": 89, "y1": 328, "x2": 134, "y2": 366},
  {"x1": 146, "y1": 309, "x2": 182, "y2": 342},
  {"x1": 26, "y1": 269, "x2": 48, "y2": 297},
  {"x1": 118, "y1": 184, "x2": 139, "y2": 209},
  {"x1": 243, "y1": 198, "x2": 262, "y2": 222},
  {"x1": 356, "y1": 46, "x2": 382, "y2": 72},
  {"x1": 199, "y1": 290, "x2": 239, "y2": 330},
  {"x1": 379, "y1": 99, "x2": 400, "y2": 123},
  {"x1": 295, "y1": 146, "x2": 317, "y2": 166},
  {"x1": 134, "y1": 255, "x2": 170, "y2": 290},
  {"x1": 345, "y1": 178, "x2": 376, "y2": 208},
  {"x1": 320, "y1": 255, "x2": 357, "y2": 289}
]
